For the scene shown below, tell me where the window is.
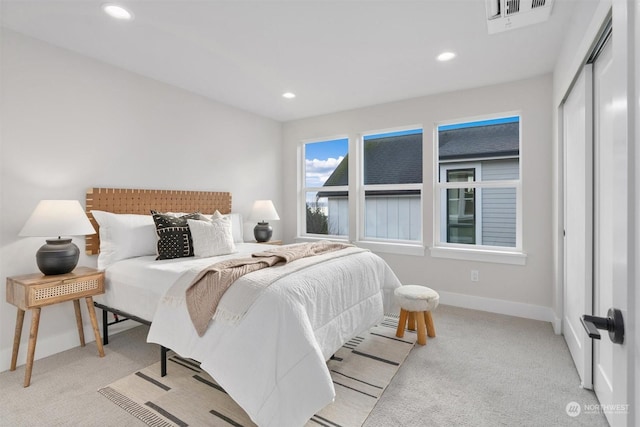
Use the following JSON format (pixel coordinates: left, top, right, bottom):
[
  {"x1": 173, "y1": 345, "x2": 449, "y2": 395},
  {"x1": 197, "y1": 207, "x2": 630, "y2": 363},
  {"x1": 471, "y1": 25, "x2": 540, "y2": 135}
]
[
  {"x1": 299, "y1": 128, "x2": 424, "y2": 253},
  {"x1": 301, "y1": 137, "x2": 349, "y2": 237},
  {"x1": 441, "y1": 165, "x2": 479, "y2": 244},
  {"x1": 435, "y1": 116, "x2": 521, "y2": 252},
  {"x1": 361, "y1": 129, "x2": 422, "y2": 242}
]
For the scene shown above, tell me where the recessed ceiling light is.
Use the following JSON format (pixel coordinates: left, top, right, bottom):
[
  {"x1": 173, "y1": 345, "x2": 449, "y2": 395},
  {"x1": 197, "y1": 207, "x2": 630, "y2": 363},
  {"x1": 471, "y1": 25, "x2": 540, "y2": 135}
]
[
  {"x1": 437, "y1": 52, "x2": 456, "y2": 62},
  {"x1": 282, "y1": 92, "x2": 296, "y2": 99},
  {"x1": 102, "y1": 4, "x2": 133, "y2": 20}
]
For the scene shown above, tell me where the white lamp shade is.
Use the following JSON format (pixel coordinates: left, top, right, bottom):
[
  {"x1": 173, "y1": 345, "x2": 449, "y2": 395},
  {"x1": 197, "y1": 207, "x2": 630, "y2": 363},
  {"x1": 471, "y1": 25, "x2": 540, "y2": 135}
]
[
  {"x1": 249, "y1": 200, "x2": 280, "y2": 222},
  {"x1": 19, "y1": 200, "x2": 96, "y2": 237}
]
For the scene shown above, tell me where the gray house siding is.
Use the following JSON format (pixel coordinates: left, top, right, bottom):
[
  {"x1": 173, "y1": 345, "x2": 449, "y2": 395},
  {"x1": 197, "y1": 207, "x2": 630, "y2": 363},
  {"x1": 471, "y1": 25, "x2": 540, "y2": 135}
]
[
  {"x1": 480, "y1": 159, "x2": 518, "y2": 247},
  {"x1": 482, "y1": 188, "x2": 517, "y2": 247},
  {"x1": 481, "y1": 158, "x2": 519, "y2": 180}
]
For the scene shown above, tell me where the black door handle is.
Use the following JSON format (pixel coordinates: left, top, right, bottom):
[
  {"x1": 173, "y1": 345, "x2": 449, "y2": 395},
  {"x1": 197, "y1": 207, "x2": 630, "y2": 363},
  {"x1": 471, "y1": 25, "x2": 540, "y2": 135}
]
[{"x1": 580, "y1": 308, "x2": 624, "y2": 344}]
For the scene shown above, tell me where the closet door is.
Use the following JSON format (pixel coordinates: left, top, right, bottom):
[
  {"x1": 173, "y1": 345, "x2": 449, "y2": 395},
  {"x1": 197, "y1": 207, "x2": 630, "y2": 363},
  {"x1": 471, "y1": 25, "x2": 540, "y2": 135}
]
[{"x1": 562, "y1": 65, "x2": 593, "y2": 389}]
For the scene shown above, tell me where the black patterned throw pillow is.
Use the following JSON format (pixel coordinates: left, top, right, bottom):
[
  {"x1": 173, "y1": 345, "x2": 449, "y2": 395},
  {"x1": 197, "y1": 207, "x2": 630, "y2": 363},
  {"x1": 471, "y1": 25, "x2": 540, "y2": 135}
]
[{"x1": 151, "y1": 211, "x2": 202, "y2": 260}]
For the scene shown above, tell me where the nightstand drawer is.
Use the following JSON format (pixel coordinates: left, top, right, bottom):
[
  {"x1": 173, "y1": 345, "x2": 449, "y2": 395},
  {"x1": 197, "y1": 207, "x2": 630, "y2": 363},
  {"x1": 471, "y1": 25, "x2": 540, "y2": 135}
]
[
  {"x1": 6, "y1": 268, "x2": 104, "y2": 310},
  {"x1": 29, "y1": 274, "x2": 103, "y2": 307}
]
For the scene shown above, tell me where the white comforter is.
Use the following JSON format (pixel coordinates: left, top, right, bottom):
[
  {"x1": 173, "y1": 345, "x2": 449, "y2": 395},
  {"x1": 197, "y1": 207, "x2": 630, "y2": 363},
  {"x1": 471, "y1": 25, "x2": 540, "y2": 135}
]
[{"x1": 146, "y1": 245, "x2": 401, "y2": 427}]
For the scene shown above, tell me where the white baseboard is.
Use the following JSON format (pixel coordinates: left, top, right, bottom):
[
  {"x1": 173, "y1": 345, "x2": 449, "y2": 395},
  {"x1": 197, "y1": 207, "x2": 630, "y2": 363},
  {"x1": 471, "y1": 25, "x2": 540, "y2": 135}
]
[
  {"x1": 0, "y1": 318, "x2": 138, "y2": 374},
  {"x1": 438, "y1": 290, "x2": 557, "y2": 327},
  {"x1": 551, "y1": 315, "x2": 562, "y2": 334},
  {"x1": 0, "y1": 325, "x2": 96, "y2": 374}
]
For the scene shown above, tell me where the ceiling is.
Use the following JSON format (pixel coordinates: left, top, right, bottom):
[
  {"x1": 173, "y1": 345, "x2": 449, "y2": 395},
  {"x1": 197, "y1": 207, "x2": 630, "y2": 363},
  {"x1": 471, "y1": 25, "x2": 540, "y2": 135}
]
[{"x1": 1, "y1": 1, "x2": 597, "y2": 122}]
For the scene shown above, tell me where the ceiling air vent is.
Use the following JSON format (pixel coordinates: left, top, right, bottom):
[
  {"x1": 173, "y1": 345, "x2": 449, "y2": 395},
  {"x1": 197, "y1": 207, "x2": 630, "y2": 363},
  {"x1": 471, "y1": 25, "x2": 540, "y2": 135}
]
[
  {"x1": 504, "y1": 0, "x2": 521, "y2": 16},
  {"x1": 486, "y1": 0, "x2": 554, "y2": 34}
]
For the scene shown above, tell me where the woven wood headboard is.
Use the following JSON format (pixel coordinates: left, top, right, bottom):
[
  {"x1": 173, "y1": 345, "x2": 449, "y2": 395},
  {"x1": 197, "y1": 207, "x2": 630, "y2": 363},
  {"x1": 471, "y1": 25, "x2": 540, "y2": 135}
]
[{"x1": 85, "y1": 187, "x2": 232, "y2": 255}]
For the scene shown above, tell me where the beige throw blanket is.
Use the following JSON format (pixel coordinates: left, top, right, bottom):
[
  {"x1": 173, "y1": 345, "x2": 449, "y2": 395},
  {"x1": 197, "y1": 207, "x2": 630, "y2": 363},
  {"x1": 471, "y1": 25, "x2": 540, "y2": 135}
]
[{"x1": 185, "y1": 241, "x2": 353, "y2": 336}]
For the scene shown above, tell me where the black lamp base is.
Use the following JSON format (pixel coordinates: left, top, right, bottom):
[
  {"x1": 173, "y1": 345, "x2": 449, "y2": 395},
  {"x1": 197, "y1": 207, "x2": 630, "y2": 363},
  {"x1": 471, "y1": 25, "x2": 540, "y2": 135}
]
[
  {"x1": 36, "y1": 238, "x2": 79, "y2": 275},
  {"x1": 254, "y1": 222, "x2": 273, "y2": 242}
]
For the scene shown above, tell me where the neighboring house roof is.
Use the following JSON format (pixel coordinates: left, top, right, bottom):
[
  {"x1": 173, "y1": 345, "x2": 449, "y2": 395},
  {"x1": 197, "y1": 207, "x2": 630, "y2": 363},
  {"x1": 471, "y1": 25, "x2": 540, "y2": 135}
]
[
  {"x1": 317, "y1": 133, "x2": 422, "y2": 198},
  {"x1": 439, "y1": 122, "x2": 519, "y2": 161},
  {"x1": 316, "y1": 122, "x2": 518, "y2": 198}
]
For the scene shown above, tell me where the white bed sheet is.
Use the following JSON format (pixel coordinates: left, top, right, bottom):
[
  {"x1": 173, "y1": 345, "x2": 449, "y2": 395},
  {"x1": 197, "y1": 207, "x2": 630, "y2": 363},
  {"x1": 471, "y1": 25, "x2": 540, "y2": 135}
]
[{"x1": 95, "y1": 243, "x2": 270, "y2": 321}]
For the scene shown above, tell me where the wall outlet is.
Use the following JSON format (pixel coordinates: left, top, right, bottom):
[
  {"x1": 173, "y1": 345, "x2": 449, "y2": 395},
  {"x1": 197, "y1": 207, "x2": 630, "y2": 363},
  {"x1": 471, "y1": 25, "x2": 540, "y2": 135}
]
[{"x1": 471, "y1": 270, "x2": 479, "y2": 282}]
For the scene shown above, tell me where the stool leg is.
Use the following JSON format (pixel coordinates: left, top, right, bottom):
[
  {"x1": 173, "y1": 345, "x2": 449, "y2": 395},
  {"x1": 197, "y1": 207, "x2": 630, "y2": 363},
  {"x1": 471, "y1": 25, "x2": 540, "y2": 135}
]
[
  {"x1": 407, "y1": 312, "x2": 416, "y2": 331},
  {"x1": 396, "y1": 309, "x2": 408, "y2": 338},
  {"x1": 425, "y1": 311, "x2": 436, "y2": 338},
  {"x1": 416, "y1": 311, "x2": 427, "y2": 345}
]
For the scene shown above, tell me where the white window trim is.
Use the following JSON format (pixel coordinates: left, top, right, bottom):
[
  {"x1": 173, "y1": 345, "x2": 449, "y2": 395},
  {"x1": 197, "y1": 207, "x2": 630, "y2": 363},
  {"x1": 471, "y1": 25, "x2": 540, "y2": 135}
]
[
  {"x1": 433, "y1": 114, "x2": 525, "y2": 264},
  {"x1": 435, "y1": 179, "x2": 522, "y2": 251},
  {"x1": 297, "y1": 127, "x2": 427, "y2": 256},
  {"x1": 357, "y1": 130, "x2": 424, "y2": 247},
  {"x1": 357, "y1": 240, "x2": 425, "y2": 256},
  {"x1": 294, "y1": 236, "x2": 425, "y2": 256},
  {"x1": 296, "y1": 235, "x2": 350, "y2": 243},
  {"x1": 429, "y1": 245, "x2": 526, "y2": 265},
  {"x1": 299, "y1": 136, "x2": 349, "y2": 239}
]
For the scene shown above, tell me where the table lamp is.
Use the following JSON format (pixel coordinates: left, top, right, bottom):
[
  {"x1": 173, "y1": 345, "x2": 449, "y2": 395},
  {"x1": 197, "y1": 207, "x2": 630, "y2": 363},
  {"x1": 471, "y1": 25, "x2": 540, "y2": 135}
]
[
  {"x1": 249, "y1": 200, "x2": 280, "y2": 242},
  {"x1": 19, "y1": 200, "x2": 96, "y2": 275}
]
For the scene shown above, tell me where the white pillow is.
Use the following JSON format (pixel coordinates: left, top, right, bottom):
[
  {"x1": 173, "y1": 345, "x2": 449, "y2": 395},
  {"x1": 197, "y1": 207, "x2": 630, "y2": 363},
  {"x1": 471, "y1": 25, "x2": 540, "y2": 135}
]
[
  {"x1": 91, "y1": 210, "x2": 157, "y2": 269},
  {"x1": 187, "y1": 217, "x2": 237, "y2": 257},
  {"x1": 201, "y1": 212, "x2": 244, "y2": 243},
  {"x1": 225, "y1": 213, "x2": 244, "y2": 243}
]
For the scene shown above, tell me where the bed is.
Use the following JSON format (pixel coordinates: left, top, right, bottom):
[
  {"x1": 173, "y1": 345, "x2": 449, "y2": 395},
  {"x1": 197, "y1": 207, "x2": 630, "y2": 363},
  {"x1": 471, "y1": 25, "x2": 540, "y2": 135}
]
[{"x1": 85, "y1": 188, "x2": 401, "y2": 427}]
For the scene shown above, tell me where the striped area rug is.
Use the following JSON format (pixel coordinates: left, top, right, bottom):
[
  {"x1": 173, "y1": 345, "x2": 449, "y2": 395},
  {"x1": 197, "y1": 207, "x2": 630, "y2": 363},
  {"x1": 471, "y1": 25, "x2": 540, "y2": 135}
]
[{"x1": 98, "y1": 315, "x2": 415, "y2": 427}]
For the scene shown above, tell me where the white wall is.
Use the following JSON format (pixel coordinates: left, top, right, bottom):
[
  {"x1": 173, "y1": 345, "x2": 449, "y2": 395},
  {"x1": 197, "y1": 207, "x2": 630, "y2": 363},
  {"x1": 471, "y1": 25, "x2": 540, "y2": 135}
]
[
  {"x1": 0, "y1": 30, "x2": 282, "y2": 373},
  {"x1": 283, "y1": 75, "x2": 554, "y2": 321}
]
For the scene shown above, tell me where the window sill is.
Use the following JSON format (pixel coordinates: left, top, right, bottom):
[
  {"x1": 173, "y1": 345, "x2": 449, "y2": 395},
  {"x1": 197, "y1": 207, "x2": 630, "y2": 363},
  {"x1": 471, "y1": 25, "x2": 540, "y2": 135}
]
[
  {"x1": 295, "y1": 236, "x2": 425, "y2": 256},
  {"x1": 430, "y1": 246, "x2": 527, "y2": 265},
  {"x1": 295, "y1": 236, "x2": 350, "y2": 244},
  {"x1": 356, "y1": 241, "x2": 425, "y2": 256}
]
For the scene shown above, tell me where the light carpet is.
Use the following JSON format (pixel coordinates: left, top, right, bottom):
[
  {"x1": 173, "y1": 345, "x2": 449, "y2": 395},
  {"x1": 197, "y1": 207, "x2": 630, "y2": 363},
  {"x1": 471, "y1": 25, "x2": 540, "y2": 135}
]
[{"x1": 98, "y1": 315, "x2": 415, "y2": 427}]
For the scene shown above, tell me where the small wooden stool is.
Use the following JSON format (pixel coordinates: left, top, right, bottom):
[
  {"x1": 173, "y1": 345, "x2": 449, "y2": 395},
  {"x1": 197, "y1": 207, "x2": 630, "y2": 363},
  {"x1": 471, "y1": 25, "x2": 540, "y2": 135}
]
[{"x1": 394, "y1": 285, "x2": 439, "y2": 345}]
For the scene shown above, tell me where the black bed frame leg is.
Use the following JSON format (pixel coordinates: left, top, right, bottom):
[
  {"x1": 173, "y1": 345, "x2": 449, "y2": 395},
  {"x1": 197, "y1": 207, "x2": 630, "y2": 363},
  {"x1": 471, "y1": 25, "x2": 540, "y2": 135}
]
[
  {"x1": 102, "y1": 309, "x2": 109, "y2": 345},
  {"x1": 161, "y1": 346, "x2": 168, "y2": 377}
]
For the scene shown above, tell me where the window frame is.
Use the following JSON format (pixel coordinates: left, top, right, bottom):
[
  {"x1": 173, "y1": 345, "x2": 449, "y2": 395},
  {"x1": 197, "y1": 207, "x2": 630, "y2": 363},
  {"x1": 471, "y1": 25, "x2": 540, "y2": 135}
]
[
  {"x1": 357, "y1": 127, "x2": 424, "y2": 246},
  {"x1": 439, "y1": 162, "x2": 483, "y2": 245},
  {"x1": 299, "y1": 135, "x2": 350, "y2": 240},
  {"x1": 432, "y1": 114, "x2": 525, "y2": 265},
  {"x1": 296, "y1": 126, "x2": 426, "y2": 256}
]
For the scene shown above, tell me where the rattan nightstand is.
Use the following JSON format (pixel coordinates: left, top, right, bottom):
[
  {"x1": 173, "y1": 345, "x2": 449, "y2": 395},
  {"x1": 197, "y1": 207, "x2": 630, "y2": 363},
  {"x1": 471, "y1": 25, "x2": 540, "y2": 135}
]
[{"x1": 6, "y1": 266, "x2": 105, "y2": 387}]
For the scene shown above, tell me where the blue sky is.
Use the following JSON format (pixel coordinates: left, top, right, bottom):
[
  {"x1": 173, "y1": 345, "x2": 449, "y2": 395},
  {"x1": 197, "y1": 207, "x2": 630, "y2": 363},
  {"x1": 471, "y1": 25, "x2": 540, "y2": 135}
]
[
  {"x1": 305, "y1": 138, "x2": 348, "y2": 187},
  {"x1": 438, "y1": 116, "x2": 519, "y2": 131},
  {"x1": 305, "y1": 137, "x2": 348, "y2": 162}
]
